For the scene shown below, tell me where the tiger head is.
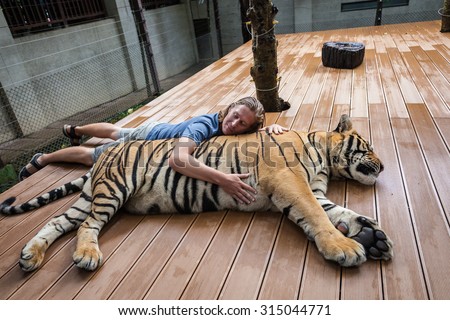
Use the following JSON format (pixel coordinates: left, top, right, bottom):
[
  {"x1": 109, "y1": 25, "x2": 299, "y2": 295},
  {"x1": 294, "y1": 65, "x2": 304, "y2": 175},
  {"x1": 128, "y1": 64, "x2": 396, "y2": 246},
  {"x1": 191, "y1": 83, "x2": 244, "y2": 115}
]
[{"x1": 327, "y1": 115, "x2": 384, "y2": 185}]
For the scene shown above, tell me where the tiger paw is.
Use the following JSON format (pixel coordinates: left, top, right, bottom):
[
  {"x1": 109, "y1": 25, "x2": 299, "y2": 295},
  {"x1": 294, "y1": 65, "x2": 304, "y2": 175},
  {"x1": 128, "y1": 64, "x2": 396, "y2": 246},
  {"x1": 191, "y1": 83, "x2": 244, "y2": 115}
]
[
  {"x1": 315, "y1": 230, "x2": 367, "y2": 267},
  {"x1": 19, "y1": 241, "x2": 47, "y2": 272},
  {"x1": 351, "y1": 216, "x2": 393, "y2": 261},
  {"x1": 73, "y1": 245, "x2": 103, "y2": 271}
]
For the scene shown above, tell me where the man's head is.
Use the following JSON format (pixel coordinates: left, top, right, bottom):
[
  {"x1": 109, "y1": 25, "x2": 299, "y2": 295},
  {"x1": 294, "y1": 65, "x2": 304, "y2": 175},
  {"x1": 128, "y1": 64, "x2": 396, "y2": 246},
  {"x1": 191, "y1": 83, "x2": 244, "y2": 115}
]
[{"x1": 218, "y1": 97, "x2": 265, "y2": 135}]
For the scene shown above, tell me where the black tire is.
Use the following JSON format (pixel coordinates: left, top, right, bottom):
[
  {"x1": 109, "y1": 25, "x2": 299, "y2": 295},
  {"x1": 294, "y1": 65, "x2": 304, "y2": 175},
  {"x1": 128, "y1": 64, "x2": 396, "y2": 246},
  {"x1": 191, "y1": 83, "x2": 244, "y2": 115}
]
[{"x1": 321, "y1": 42, "x2": 365, "y2": 69}]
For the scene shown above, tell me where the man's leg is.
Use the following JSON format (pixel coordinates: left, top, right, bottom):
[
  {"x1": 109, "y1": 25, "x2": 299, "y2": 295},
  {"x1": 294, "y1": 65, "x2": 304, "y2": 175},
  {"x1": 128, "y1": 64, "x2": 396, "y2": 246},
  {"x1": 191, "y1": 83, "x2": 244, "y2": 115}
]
[
  {"x1": 20, "y1": 147, "x2": 95, "y2": 180},
  {"x1": 66, "y1": 123, "x2": 122, "y2": 140}
]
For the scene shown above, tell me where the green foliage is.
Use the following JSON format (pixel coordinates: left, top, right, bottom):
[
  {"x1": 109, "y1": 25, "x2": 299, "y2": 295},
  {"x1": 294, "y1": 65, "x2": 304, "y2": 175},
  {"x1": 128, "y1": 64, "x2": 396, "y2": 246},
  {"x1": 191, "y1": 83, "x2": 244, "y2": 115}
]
[
  {"x1": 0, "y1": 164, "x2": 16, "y2": 184},
  {"x1": 108, "y1": 103, "x2": 144, "y2": 124},
  {"x1": 0, "y1": 164, "x2": 17, "y2": 192}
]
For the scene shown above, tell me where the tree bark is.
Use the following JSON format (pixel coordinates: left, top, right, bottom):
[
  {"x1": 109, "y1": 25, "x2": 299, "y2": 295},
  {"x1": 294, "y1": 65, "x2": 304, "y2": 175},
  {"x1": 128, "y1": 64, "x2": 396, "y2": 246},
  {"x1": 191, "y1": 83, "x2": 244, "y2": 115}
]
[
  {"x1": 247, "y1": 0, "x2": 290, "y2": 112},
  {"x1": 441, "y1": 0, "x2": 450, "y2": 32}
]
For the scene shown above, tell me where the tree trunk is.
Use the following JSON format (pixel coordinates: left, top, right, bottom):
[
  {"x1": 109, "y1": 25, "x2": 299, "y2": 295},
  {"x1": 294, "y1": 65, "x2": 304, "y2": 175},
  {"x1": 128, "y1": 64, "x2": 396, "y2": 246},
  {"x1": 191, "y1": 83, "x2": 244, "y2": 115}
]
[
  {"x1": 247, "y1": 0, "x2": 290, "y2": 112},
  {"x1": 441, "y1": 0, "x2": 450, "y2": 32}
]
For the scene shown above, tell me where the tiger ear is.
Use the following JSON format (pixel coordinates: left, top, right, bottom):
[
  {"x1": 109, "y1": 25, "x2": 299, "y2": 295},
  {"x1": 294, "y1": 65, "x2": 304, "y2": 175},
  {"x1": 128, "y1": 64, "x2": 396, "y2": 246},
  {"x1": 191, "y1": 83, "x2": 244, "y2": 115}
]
[{"x1": 333, "y1": 114, "x2": 353, "y2": 133}]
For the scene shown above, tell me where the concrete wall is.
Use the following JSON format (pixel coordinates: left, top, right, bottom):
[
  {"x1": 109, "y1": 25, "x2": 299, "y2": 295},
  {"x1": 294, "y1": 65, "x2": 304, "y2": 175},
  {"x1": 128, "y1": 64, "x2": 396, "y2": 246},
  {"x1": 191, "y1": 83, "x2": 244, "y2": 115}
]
[
  {"x1": 145, "y1": 4, "x2": 197, "y2": 79},
  {"x1": 0, "y1": 1, "x2": 198, "y2": 142},
  {"x1": 218, "y1": 0, "x2": 443, "y2": 54},
  {"x1": 218, "y1": 1, "x2": 243, "y2": 55},
  {"x1": 309, "y1": 0, "x2": 442, "y2": 31}
]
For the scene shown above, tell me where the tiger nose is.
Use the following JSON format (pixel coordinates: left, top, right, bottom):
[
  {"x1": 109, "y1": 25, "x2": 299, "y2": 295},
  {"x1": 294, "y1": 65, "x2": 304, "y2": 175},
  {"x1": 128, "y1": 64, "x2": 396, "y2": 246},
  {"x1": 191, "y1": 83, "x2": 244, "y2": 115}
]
[{"x1": 379, "y1": 162, "x2": 384, "y2": 173}]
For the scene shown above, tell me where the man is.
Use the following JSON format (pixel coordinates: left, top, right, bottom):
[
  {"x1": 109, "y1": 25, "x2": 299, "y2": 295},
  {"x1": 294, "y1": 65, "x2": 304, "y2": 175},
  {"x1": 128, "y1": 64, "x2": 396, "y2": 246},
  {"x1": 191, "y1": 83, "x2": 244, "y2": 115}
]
[{"x1": 20, "y1": 97, "x2": 288, "y2": 204}]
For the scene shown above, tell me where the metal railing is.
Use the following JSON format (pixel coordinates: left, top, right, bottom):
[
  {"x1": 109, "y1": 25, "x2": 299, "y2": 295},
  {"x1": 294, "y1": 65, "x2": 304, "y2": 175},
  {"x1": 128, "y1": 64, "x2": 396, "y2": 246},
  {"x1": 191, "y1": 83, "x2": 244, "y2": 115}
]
[{"x1": 0, "y1": 0, "x2": 106, "y2": 36}]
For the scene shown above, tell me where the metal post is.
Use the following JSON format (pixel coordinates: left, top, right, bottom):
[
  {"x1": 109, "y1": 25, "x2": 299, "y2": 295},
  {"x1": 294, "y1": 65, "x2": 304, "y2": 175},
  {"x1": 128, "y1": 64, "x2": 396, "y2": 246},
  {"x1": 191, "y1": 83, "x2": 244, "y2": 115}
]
[
  {"x1": 211, "y1": 0, "x2": 223, "y2": 57},
  {"x1": 375, "y1": 0, "x2": 383, "y2": 26},
  {"x1": 129, "y1": 0, "x2": 161, "y2": 95}
]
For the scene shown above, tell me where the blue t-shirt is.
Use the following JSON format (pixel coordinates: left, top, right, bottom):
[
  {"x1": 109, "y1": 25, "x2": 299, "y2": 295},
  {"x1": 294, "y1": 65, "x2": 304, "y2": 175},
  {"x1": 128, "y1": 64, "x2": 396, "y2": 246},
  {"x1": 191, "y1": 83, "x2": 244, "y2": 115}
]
[{"x1": 145, "y1": 113, "x2": 221, "y2": 145}]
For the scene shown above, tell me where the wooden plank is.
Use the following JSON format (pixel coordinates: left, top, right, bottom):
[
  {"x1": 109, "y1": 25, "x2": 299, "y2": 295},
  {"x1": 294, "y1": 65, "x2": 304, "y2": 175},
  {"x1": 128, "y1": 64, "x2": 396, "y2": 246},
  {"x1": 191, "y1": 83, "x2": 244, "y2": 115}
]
[
  {"x1": 0, "y1": 209, "x2": 77, "y2": 299},
  {"x1": 219, "y1": 212, "x2": 282, "y2": 300},
  {"x1": 168, "y1": 61, "x2": 248, "y2": 120},
  {"x1": 121, "y1": 116, "x2": 150, "y2": 128},
  {"x1": 297, "y1": 117, "x2": 343, "y2": 300},
  {"x1": 108, "y1": 214, "x2": 197, "y2": 299},
  {"x1": 298, "y1": 243, "x2": 341, "y2": 299},
  {"x1": 341, "y1": 119, "x2": 383, "y2": 300},
  {"x1": 334, "y1": 69, "x2": 352, "y2": 107},
  {"x1": 388, "y1": 24, "x2": 412, "y2": 53},
  {"x1": 258, "y1": 217, "x2": 308, "y2": 299},
  {"x1": 376, "y1": 51, "x2": 409, "y2": 118},
  {"x1": 301, "y1": 183, "x2": 344, "y2": 300},
  {"x1": 302, "y1": 64, "x2": 329, "y2": 106},
  {"x1": 369, "y1": 103, "x2": 428, "y2": 299},
  {"x1": 406, "y1": 104, "x2": 450, "y2": 223},
  {"x1": 278, "y1": 56, "x2": 320, "y2": 128},
  {"x1": 8, "y1": 213, "x2": 144, "y2": 300},
  {"x1": 0, "y1": 167, "x2": 86, "y2": 253},
  {"x1": 400, "y1": 51, "x2": 450, "y2": 118},
  {"x1": 433, "y1": 44, "x2": 450, "y2": 64},
  {"x1": 137, "y1": 61, "x2": 237, "y2": 122},
  {"x1": 315, "y1": 68, "x2": 339, "y2": 118},
  {"x1": 144, "y1": 212, "x2": 226, "y2": 300},
  {"x1": 413, "y1": 22, "x2": 450, "y2": 50},
  {"x1": 435, "y1": 118, "x2": 450, "y2": 148},
  {"x1": 169, "y1": 63, "x2": 249, "y2": 123},
  {"x1": 408, "y1": 23, "x2": 439, "y2": 51},
  {"x1": 409, "y1": 46, "x2": 450, "y2": 105},
  {"x1": 331, "y1": 104, "x2": 351, "y2": 125},
  {"x1": 291, "y1": 104, "x2": 315, "y2": 132},
  {"x1": 365, "y1": 49, "x2": 385, "y2": 105},
  {"x1": 279, "y1": 52, "x2": 314, "y2": 102},
  {"x1": 386, "y1": 47, "x2": 423, "y2": 104},
  {"x1": 423, "y1": 49, "x2": 450, "y2": 83},
  {"x1": 44, "y1": 214, "x2": 170, "y2": 299},
  {"x1": 181, "y1": 211, "x2": 253, "y2": 300},
  {"x1": 351, "y1": 66, "x2": 369, "y2": 118},
  {"x1": 391, "y1": 117, "x2": 450, "y2": 299}
]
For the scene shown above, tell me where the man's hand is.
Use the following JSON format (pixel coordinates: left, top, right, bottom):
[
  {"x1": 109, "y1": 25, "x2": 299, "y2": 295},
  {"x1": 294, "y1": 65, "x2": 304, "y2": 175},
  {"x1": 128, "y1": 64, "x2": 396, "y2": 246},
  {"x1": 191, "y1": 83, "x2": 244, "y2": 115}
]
[
  {"x1": 169, "y1": 137, "x2": 257, "y2": 205},
  {"x1": 219, "y1": 173, "x2": 257, "y2": 205},
  {"x1": 260, "y1": 124, "x2": 289, "y2": 134}
]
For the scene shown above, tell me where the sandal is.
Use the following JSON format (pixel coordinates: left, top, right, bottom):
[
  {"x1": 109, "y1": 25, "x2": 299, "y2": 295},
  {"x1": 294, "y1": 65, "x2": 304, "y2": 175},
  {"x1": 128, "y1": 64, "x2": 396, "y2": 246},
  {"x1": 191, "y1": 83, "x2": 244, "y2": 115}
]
[
  {"x1": 19, "y1": 153, "x2": 44, "y2": 181},
  {"x1": 63, "y1": 125, "x2": 82, "y2": 146}
]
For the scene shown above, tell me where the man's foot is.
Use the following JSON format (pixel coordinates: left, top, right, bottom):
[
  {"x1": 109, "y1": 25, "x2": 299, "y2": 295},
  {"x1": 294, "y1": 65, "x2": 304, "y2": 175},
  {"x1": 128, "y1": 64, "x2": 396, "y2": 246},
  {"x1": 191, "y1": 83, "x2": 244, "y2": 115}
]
[
  {"x1": 19, "y1": 153, "x2": 44, "y2": 181},
  {"x1": 63, "y1": 125, "x2": 82, "y2": 146}
]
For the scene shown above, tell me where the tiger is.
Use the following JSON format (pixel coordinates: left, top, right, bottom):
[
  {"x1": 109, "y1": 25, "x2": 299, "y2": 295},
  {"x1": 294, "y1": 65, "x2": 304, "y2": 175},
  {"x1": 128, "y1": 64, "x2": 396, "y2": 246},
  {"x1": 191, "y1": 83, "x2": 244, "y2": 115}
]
[{"x1": 0, "y1": 114, "x2": 393, "y2": 272}]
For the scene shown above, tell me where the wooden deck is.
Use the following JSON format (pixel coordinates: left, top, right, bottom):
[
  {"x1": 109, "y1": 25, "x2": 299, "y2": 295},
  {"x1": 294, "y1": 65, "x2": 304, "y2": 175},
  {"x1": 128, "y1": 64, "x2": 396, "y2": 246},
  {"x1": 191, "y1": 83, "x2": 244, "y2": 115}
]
[{"x1": 1, "y1": 21, "x2": 449, "y2": 300}]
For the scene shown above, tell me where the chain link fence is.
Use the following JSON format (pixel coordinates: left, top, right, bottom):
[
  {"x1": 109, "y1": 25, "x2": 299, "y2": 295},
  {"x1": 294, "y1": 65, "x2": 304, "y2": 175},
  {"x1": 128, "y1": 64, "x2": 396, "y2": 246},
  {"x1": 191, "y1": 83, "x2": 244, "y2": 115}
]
[{"x1": 0, "y1": 39, "x2": 156, "y2": 191}]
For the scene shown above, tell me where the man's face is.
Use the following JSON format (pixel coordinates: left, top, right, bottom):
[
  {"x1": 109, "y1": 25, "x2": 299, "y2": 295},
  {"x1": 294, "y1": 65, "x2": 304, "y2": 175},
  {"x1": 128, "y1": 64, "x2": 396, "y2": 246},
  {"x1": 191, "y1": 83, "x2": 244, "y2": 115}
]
[{"x1": 221, "y1": 104, "x2": 257, "y2": 135}]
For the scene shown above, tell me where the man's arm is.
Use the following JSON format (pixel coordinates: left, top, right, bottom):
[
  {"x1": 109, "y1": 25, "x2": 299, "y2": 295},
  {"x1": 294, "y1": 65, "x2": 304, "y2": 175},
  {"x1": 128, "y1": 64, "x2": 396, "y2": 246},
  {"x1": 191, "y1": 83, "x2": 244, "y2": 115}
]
[{"x1": 168, "y1": 137, "x2": 257, "y2": 204}]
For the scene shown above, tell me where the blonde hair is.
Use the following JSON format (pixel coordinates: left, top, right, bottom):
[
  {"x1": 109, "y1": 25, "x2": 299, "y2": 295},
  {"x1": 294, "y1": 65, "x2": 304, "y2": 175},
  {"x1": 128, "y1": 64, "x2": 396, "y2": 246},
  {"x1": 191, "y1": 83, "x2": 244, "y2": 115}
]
[{"x1": 218, "y1": 97, "x2": 265, "y2": 132}]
